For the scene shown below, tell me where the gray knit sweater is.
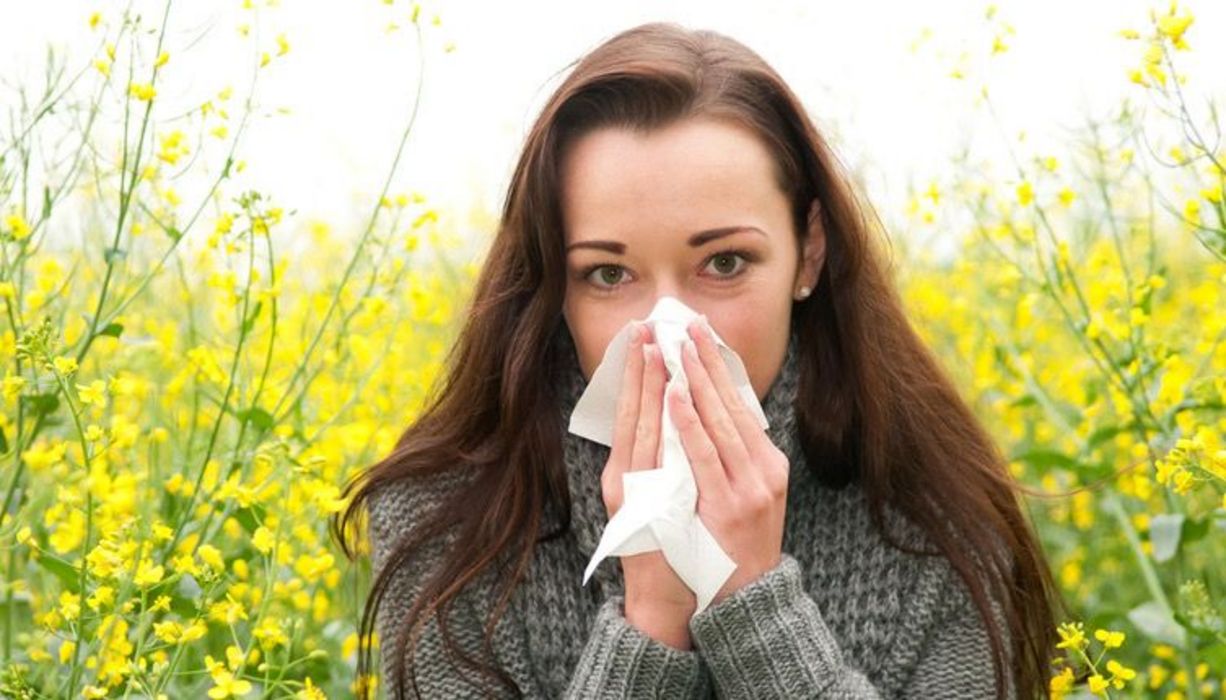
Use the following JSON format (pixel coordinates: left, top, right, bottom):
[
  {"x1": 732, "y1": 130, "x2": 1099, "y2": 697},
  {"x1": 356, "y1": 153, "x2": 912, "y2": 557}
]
[{"x1": 367, "y1": 327, "x2": 1015, "y2": 698}]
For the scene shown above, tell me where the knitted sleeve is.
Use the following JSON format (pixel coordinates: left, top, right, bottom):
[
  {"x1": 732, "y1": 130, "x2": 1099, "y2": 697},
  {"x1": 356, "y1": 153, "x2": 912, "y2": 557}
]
[
  {"x1": 687, "y1": 553, "x2": 1014, "y2": 699},
  {"x1": 564, "y1": 595, "x2": 713, "y2": 698},
  {"x1": 367, "y1": 470, "x2": 714, "y2": 699}
]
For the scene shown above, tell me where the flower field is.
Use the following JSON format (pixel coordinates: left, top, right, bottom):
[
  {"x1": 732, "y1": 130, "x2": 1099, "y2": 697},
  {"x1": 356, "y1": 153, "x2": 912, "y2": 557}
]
[{"x1": 0, "y1": 1, "x2": 1221, "y2": 698}]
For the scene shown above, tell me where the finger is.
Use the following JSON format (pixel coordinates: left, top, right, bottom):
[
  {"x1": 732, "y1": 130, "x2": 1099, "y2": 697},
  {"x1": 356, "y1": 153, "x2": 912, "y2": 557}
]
[
  {"x1": 610, "y1": 322, "x2": 647, "y2": 469},
  {"x1": 667, "y1": 379, "x2": 731, "y2": 501},
  {"x1": 687, "y1": 316, "x2": 773, "y2": 456},
  {"x1": 630, "y1": 341, "x2": 666, "y2": 471},
  {"x1": 681, "y1": 335, "x2": 755, "y2": 485}
]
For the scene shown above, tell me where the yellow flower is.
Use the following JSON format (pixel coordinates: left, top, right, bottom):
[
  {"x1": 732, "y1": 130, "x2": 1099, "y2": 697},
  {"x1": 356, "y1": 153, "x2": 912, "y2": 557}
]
[
  {"x1": 1095, "y1": 628, "x2": 1126, "y2": 649},
  {"x1": 252, "y1": 526, "x2": 275, "y2": 555},
  {"x1": 1087, "y1": 674, "x2": 1109, "y2": 693},
  {"x1": 1016, "y1": 180, "x2": 1034, "y2": 206},
  {"x1": 87, "y1": 586, "x2": 115, "y2": 610},
  {"x1": 3, "y1": 374, "x2": 26, "y2": 402},
  {"x1": 1154, "y1": 4, "x2": 1195, "y2": 45},
  {"x1": 51, "y1": 356, "x2": 79, "y2": 377},
  {"x1": 1185, "y1": 198, "x2": 1201, "y2": 222},
  {"x1": 158, "y1": 130, "x2": 190, "y2": 166},
  {"x1": 88, "y1": 12, "x2": 101, "y2": 29},
  {"x1": 93, "y1": 58, "x2": 111, "y2": 76},
  {"x1": 59, "y1": 591, "x2": 82, "y2": 621},
  {"x1": 155, "y1": 50, "x2": 170, "y2": 68},
  {"x1": 4, "y1": 212, "x2": 31, "y2": 240},
  {"x1": 296, "y1": 677, "x2": 327, "y2": 700},
  {"x1": 276, "y1": 33, "x2": 290, "y2": 56},
  {"x1": 198, "y1": 544, "x2": 226, "y2": 572},
  {"x1": 129, "y1": 82, "x2": 157, "y2": 101},
  {"x1": 1106, "y1": 659, "x2": 1137, "y2": 688},
  {"x1": 154, "y1": 619, "x2": 183, "y2": 644},
  {"x1": 1056, "y1": 621, "x2": 1087, "y2": 650},
  {"x1": 23, "y1": 441, "x2": 69, "y2": 473},
  {"x1": 206, "y1": 665, "x2": 253, "y2": 699},
  {"x1": 77, "y1": 379, "x2": 107, "y2": 406},
  {"x1": 134, "y1": 559, "x2": 165, "y2": 587},
  {"x1": 1049, "y1": 666, "x2": 1078, "y2": 696}
]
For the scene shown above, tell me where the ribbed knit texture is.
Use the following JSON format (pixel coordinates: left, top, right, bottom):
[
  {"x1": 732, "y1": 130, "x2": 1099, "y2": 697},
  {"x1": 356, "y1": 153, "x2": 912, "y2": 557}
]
[{"x1": 367, "y1": 325, "x2": 1016, "y2": 698}]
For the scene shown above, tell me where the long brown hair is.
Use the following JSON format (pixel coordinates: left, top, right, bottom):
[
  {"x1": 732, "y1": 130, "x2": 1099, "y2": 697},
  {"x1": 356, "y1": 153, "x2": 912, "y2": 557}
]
[{"x1": 334, "y1": 21, "x2": 1063, "y2": 699}]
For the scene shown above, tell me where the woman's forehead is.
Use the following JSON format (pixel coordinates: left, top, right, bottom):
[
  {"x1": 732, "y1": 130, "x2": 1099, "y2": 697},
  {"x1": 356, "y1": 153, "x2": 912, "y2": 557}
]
[{"x1": 559, "y1": 119, "x2": 789, "y2": 245}]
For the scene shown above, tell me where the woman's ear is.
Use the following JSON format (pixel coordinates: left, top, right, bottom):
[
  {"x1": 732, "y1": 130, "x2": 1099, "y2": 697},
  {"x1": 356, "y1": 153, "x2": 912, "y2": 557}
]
[{"x1": 795, "y1": 198, "x2": 826, "y2": 298}]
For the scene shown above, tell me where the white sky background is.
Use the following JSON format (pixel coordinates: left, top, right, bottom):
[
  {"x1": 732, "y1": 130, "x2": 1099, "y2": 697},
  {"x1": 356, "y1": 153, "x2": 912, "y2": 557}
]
[{"x1": 2, "y1": 0, "x2": 1224, "y2": 261}]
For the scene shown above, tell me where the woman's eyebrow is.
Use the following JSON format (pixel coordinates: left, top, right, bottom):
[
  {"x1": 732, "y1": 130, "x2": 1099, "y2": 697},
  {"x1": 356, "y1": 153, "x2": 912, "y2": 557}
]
[{"x1": 566, "y1": 225, "x2": 765, "y2": 254}]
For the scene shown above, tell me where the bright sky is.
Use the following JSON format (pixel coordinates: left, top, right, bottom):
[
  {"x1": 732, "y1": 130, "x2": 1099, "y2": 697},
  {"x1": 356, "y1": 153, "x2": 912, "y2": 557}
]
[{"x1": 2, "y1": 0, "x2": 1223, "y2": 258}]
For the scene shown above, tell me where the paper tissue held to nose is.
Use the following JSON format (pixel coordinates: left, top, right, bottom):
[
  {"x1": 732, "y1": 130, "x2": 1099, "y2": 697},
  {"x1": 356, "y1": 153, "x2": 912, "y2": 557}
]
[{"x1": 566, "y1": 296, "x2": 769, "y2": 616}]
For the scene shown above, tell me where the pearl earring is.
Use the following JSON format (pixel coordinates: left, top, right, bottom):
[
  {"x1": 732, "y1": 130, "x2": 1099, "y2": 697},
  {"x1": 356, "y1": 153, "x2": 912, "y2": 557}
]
[{"x1": 796, "y1": 286, "x2": 811, "y2": 300}]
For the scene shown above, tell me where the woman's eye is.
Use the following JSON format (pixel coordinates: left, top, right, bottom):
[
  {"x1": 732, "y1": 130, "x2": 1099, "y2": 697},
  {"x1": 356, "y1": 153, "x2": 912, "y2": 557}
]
[
  {"x1": 580, "y1": 249, "x2": 754, "y2": 291},
  {"x1": 704, "y1": 251, "x2": 750, "y2": 278},
  {"x1": 584, "y1": 265, "x2": 627, "y2": 289}
]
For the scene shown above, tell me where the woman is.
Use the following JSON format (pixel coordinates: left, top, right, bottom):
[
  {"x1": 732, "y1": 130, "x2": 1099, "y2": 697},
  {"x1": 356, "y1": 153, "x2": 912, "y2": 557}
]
[{"x1": 336, "y1": 21, "x2": 1062, "y2": 699}]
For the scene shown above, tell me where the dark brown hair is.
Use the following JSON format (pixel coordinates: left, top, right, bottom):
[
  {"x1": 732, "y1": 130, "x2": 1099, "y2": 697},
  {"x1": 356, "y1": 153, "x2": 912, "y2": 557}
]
[{"x1": 334, "y1": 21, "x2": 1063, "y2": 699}]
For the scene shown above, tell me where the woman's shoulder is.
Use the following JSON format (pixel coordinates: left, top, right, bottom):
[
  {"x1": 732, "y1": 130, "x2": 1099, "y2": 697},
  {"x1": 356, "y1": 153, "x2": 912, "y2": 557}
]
[{"x1": 365, "y1": 465, "x2": 481, "y2": 573}]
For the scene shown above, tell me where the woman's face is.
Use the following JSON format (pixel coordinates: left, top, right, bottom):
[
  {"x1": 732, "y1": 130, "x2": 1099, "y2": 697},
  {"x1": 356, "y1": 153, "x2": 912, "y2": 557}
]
[{"x1": 559, "y1": 116, "x2": 825, "y2": 401}]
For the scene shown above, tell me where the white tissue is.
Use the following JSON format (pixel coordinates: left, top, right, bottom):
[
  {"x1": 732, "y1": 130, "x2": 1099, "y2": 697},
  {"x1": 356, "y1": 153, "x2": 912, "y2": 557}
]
[{"x1": 567, "y1": 296, "x2": 769, "y2": 616}]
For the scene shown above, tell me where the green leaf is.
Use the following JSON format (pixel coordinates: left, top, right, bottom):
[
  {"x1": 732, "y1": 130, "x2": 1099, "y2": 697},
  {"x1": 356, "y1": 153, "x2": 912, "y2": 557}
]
[
  {"x1": 232, "y1": 504, "x2": 267, "y2": 535},
  {"x1": 1202, "y1": 642, "x2": 1226, "y2": 670},
  {"x1": 239, "y1": 406, "x2": 273, "y2": 431},
  {"x1": 20, "y1": 392, "x2": 60, "y2": 418},
  {"x1": 1007, "y1": 394, "x2": 1038, "y2": 409},
  {"x1": 36, "y1": 553, "x2": 80, "y2": 594},
  {"x1": 1086, "y1": 423, "x2": 1128, "y2": 449},
  {"x1": 241, "y1": 301, "x2": 263, "y2": 334},
  {"x1": 103, "y1": 246, "x2": 126, "y2": 265},
  {"x1": 1011, "y1": 448, "x2": 1080, "y2": 471},
  {"x1": 99, "y1": 322, "x2": 124, "y2": 339},
  {"x1": 1182, "y1": 516, "x2": 1210, "y2": 545}
]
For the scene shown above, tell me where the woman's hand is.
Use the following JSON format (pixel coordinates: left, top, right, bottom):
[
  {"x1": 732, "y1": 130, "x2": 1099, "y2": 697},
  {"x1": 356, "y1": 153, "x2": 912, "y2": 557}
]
[
  {"x1": 667, "y1": 315, "x2": 790, "y2": 607},
  {"x1": 601, "y1": 320, "x2": 696, "y2": 649}
]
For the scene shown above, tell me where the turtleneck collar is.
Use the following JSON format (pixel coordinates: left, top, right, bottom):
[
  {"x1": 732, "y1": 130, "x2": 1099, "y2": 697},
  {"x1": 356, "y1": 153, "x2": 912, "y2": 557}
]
[{"x1": 549, "y1": 321, "x2": 806, "y2": 596}]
